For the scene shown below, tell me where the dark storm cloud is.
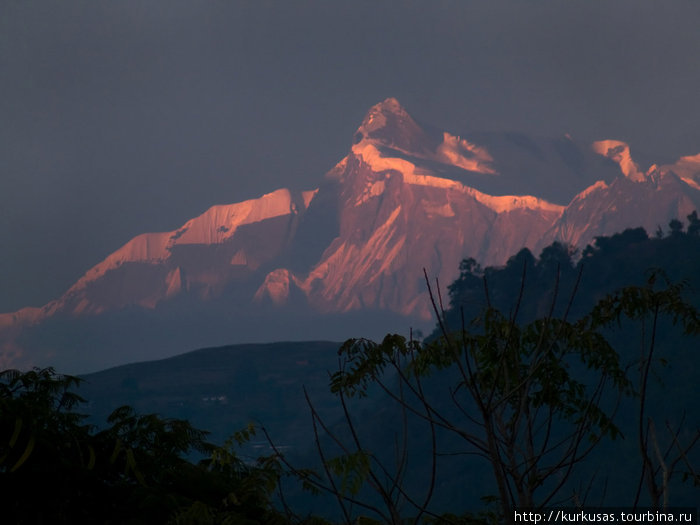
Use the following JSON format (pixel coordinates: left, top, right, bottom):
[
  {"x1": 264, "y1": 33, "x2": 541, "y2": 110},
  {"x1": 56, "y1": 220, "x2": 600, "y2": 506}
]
[{"x1": 2, "y1": 0, "x2": 700, "y2": 312}]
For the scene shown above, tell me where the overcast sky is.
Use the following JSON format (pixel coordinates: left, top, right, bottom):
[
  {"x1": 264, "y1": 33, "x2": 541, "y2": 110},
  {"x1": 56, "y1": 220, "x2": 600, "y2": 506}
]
[{"x1": 2, "y1": 1, "x2": 700, "y2": 312}]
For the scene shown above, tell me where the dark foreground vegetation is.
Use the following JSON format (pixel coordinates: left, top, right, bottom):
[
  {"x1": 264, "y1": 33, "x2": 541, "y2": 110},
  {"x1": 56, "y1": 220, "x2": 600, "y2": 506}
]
[{"x1": 2, "y1": 216, "x2": 700, "y2": 523}]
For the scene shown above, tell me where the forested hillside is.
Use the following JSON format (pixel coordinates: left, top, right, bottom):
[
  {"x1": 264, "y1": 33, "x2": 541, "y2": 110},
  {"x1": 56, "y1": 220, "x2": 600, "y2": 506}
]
[{"x1": 2, "y1": 218, "x2": 700, "y2": 523}]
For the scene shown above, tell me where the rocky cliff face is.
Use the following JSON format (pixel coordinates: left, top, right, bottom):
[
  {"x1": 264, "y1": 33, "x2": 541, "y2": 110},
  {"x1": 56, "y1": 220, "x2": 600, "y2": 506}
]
[
  {"x1": 254, "y1": 111, "x2": 564, "y2": 319},
  {"x1": 3, "y1": 98, "x2": 700, "y2": 371}
]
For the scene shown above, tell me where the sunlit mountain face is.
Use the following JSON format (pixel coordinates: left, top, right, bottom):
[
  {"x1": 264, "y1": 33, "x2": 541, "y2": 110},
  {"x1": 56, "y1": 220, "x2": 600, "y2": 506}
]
[{"x1": 2, "y1": 98, "x2": 700, "y2": 372}]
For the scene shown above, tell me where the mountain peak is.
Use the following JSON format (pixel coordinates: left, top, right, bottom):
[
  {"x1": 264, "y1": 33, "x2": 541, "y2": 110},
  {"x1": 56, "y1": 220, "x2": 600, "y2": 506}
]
[
  {"x1": 356, "y1": 98, "x2": 412, "y2": 136},
  {"x1": 376, "y1": 96, "x2": 404, "y2": 111},
  {"x1": 353, "y1": 98, "x2": 433, "y2": 155},
  {"x1": 592, "y1": 140, "x2": 647, "y2": 182}
]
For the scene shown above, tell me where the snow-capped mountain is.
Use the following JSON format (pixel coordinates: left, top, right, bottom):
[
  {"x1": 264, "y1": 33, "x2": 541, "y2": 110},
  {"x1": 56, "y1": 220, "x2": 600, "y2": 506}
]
[
  {"x1": 2, "y1": 98, "x2": 699, "y2": 371},
  {"x1": 550, "y1": 141, "x2": 700, "y2": 248},
  {"x1": 254, "y1": 100, "x2": 566, "y2": 319}
]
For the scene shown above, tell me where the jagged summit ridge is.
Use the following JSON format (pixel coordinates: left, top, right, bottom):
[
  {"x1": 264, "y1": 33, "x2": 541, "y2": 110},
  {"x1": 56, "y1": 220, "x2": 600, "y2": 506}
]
[
  {"x1": 592, "y1": 140, "x2": 647, "y2": 182},
  {"x1": 593, "y1": 140, "x2": 700, "y2": 190},
  {"x1": 353, "y1": 97, "x2": 435, "y2": 156},
  {"x1": 356, "y1": 97, "x2": 410, "y2": 134},
  {"x1": 70, "y1": 188, "x2": 316, "y2": 293},
  {"x1": 349, "y1": 98, "x2": 498, "y2": 189},
  {"x1": 2, "y1": 98, "x2": 700, "y2": 371}
]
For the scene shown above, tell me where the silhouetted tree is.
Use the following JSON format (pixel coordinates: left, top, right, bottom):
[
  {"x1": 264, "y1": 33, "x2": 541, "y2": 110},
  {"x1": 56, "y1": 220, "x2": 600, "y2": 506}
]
[
  {"x1": 687, "y1": 211, "x2": 700, "y2": 237},
  {"x1": 0, "y1": 368, "x2": 287, "y2": 524},
  {"x1": 279, "y1": 266, "x2": 700, "y2": 523},
  {"x1": 669, "y1": 219, "x2": 684, "y2": 237}
]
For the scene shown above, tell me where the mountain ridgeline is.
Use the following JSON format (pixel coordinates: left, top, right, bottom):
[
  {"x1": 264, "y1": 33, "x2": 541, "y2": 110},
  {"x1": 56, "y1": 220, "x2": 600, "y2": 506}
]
[
  {"x1": 439, "y1": 213, "x2": 700, "y2": 337},
  {"x1": 78, "y1": 220, "x2": 700, "y2": 440},
  {"x1": 2, "y1": 98, "x2": 700, "y2": 372}
]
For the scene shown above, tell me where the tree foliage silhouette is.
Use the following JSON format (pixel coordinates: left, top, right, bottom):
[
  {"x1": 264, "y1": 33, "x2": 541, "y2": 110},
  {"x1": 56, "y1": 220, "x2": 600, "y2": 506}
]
[
  {"x1": 277, "y1": 222, "x2": 700, "y2": 523},
  {"x1": 0, "y1": 368, "x2": 287, "y2": 525}
]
